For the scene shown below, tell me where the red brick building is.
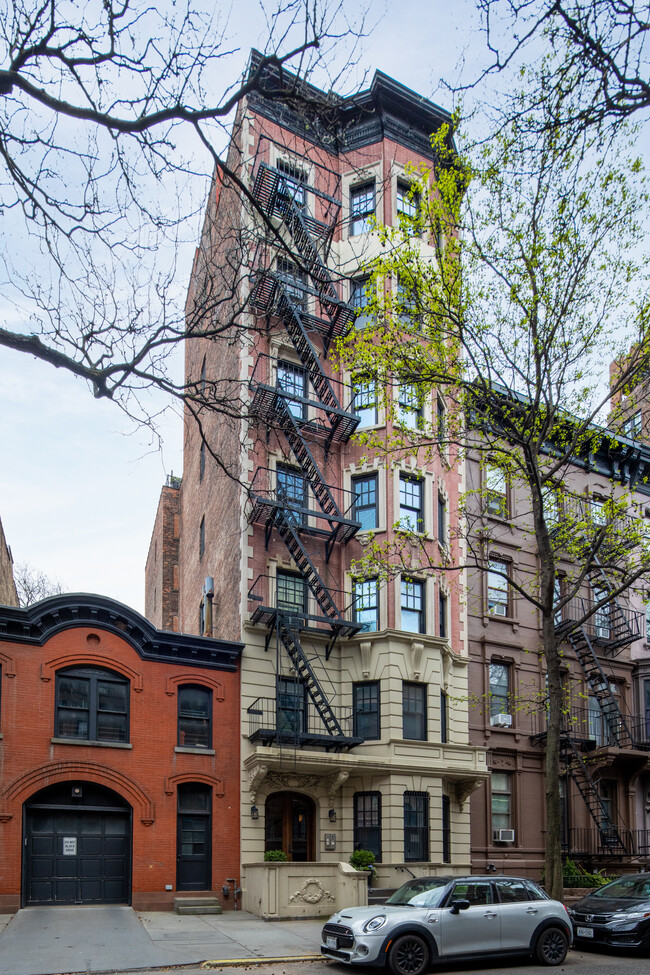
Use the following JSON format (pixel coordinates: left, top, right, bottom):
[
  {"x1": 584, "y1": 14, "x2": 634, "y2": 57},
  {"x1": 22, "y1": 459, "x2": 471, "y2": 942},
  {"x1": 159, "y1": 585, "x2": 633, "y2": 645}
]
[{"x1": 0, "y1": 593, "x2": 242, "y2": 910}]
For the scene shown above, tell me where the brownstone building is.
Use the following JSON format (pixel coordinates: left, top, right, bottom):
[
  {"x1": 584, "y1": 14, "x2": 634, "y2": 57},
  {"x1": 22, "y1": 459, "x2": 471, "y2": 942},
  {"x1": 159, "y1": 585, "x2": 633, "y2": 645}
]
[
  {"x1": 466, "y1": 430, "x2": 650, "y2": 877},
  {"x1": 146, "y1": 54, "x2": 487, "y2": 917},
  {"x1": 0, "y1": 593, "x2": 242, "y2": 910}
]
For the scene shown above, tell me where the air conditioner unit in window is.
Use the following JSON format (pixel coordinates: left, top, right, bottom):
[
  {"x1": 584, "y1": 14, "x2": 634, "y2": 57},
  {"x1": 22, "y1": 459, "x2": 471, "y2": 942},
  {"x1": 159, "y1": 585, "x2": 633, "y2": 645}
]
[
  {"x1": 493, "y1": 828, "x2": 515, "y2": 843},
  {"x1": 491, "y1": 602, "x2": 507, "y2": 616},
  {"x1": 490, "y1": 713, "x2": 513, "y2": 728}
]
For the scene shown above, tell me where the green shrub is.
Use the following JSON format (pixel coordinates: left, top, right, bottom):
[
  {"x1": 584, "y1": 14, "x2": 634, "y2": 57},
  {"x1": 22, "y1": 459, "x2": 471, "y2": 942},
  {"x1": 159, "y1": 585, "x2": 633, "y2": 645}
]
[
  {"x1": 562, "y1": 859, "x2": 614, "y2": 888},
  {"x1": 264, "y1": 849, "x2": 288, "y2": 862},
  {"x1": 350, "y1": 849, "x2": 376, "y2": 872}
]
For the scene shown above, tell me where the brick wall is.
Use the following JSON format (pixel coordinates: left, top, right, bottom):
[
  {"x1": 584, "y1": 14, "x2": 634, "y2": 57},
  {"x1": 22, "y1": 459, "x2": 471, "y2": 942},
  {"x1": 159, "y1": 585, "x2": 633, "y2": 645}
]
[
  {"x1": 0, "y1": 607, "x2": 241, "y2": 911},
  {"x1": 144, "y1": 482, "x2": 181, "y2": 631},
  {"x1": 0, "y1": 516, "x2": 18, "y2": 607}
]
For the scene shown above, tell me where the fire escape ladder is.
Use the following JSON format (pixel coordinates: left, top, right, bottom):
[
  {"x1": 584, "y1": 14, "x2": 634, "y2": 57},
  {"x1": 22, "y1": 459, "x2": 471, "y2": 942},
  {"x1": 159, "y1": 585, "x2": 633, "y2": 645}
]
[
  {"x1": 562, "y1": 735, "x2": 630, "y2": 854},
  {"x1": 275, "y1": 397, "x2": 340, "y2": 521},
  {"x1": 567, "y1": 628, "x2": 633, "y2": 748},
  {"x1": 271, "y1": 509, "x2": 344, "y2": 625},
  {"x1": 277, "y1": 614, "x2": 344, "y2": 736},
  {"x1": 586, "y1": 559, "x2": 635, "y2": 650},
  {"x1": 251, "y1": 162, "x2": 353, "y2": 345}
]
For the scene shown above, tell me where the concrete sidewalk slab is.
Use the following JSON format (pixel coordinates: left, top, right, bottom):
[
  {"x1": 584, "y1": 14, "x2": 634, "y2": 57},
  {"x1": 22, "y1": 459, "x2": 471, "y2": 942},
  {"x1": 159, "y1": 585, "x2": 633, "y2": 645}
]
[{"x1": 0, "y1": 907, "x2": 324, "y2": 975}]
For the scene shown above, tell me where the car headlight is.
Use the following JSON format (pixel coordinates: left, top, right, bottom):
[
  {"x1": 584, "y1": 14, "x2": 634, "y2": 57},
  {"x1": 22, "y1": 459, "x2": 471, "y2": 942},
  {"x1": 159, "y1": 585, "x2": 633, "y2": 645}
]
[
  {"x1": 363, "y1": 915, "x2": 388, "y2": 932},
  {"x1": 610, "y1": 911, "x2": 650, "y2": 923}
]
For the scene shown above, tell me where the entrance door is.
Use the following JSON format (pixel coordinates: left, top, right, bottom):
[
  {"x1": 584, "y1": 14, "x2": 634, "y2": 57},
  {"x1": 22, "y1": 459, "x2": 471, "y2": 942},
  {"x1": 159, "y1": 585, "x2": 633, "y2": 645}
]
[
  {"x1": 265, "y1": 792, "x2": 314, "y2": 861},
  {"x1": 24, "y1": 782, "x2": 131, "y2": 905},
  {"x1": 177, "y1": 783, "x2": 212, "y2": 890}
]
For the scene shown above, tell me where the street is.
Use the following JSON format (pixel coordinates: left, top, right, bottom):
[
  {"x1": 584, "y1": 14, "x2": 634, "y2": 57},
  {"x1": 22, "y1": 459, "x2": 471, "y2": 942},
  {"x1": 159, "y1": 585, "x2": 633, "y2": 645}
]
[{"x1": 115, "y1": 947, "x2": 650, "y2": 975}]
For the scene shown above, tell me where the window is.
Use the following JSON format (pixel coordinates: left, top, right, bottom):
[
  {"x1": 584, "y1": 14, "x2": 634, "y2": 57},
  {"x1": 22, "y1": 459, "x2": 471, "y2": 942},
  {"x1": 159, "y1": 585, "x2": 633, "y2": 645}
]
[
  {"x1": 277, "y1": 571, "x2": 307, "y2": 615},
  {"x1": 403, "y1": 681, "x2": 427, "y2": 740},
  {"x1": 199, "y1": 441, "x2": 206, "y2": 481},
  {"x1": 440, "y1": 690, "x2": 448, "y2": 743},
  {"x1": 277, "y1": 360, "x2": 307, "y2": 419},
  {"x1": 350, "y1": 181, "x2": 375, "y2": 235},
  {"x1": 442, "y1": 794, "x2": 451, "y2": 863},
  {"x1": 351, "y1": 377, "x2": 377, "y2": 425},
  {"x1": 276, "y1": 159, "x2": 307, "y2": 209},
  {"x1": 350, "y1": 277, "x2": 372, "y2": 328},
  {"x1": 489, "y1": 662, "x2": 511, "y2": 718},
  {"x1": 644, "y1": 679, "x2": 650, "y2": 741},
  {"x1": 277, "y1": 465, "x2": 307, "y2": 525},
  {"x1": 399, "y1": 475, "x2": 424, "y2": 532},
  {"x1": 623, "y1": 410, "x2": 642, "y2": 438},
  {"x1": 592, "y1": 584, "x2": 611, "y2": 640},
  {"x1": 353, "y1": 579, "x2": 379, "y2": 632},
  {"x1": 485, "y1": 464, "x2": 507, "y2": 517},
  {"x1": 487, "y1": 559, "x2": 510, "y2": 616},
  {"x1": 353, "y1": 473, "x2": 378, "y2": 531},
  {"x1": 277, "y1": 259, "x2": 308, "y2": 312},
  {"x1": 199, "y1": 515, "x2": 205, "y2": 559},
  {"x1": 396, "y1": 276, "x2": 418, "y2": 326},
  {"x1": 491, "y1": 771, "x2": 512, "y2": 830},
  {"x1": 397, "y1": 180, "x2": 420, "y2": 224},
  {"x1": 277, "y1": 676, "x2": 307, "y2": 734},
  {"x1": 437, "y1": 494, "x2": 446, "y2": 543},
  {"x1": 178, "y1": 685, "x2": 212, "y2": 748},
  {"x1": 439, "y1": 590, "x2": 447, "y2": 639},
  {"x1": 401, "y1": 577, "x2": 425, "y2": 633},
  {"x1": 495, "y1": 877, "x2": 546, "y2": 903},
  {"x1": 200, "y1": 356, "x2": 207, "y2": 393},
  {"x1": 55, "y1": 666, "x2": 129, "y2": 742},
  {"x1": 354, "y1": 792, "x2": 382, "y2": 861},
  {"x1": 404, "y1": 791, "x2": 429, "y2": 861},
  {"x1": 397, "y1": 382, "x2": 423, "y2": 430},
  {"x1": 353, "y1": 682, "x2": 380, "y2": 739}
]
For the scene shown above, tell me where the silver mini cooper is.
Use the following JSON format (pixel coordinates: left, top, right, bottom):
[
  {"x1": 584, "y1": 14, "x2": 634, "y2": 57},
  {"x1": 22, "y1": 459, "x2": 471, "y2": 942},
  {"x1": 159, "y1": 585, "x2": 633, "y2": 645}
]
[{"x1": 321, "y1": 875, "x2": 572, "y2": 974}]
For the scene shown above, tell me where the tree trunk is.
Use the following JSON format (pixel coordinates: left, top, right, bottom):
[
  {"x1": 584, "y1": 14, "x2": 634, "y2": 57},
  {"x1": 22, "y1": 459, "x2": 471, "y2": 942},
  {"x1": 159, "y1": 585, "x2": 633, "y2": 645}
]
[{"x1": 544, "y1": 617, "x2": 564, "y2": 900}]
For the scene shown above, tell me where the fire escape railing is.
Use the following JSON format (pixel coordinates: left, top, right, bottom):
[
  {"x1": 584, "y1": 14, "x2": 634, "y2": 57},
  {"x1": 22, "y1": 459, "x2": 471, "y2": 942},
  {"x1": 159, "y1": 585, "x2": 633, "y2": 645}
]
[{"x1": 247, "y1": 159, "x2": 362, "y2": 747}]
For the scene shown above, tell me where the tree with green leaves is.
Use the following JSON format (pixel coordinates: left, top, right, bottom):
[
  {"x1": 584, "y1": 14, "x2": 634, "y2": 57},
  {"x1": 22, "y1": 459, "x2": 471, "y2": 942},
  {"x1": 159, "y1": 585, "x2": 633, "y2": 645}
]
[{"x1": 338, "y1": 112, "x2": 650, "y2": 898}]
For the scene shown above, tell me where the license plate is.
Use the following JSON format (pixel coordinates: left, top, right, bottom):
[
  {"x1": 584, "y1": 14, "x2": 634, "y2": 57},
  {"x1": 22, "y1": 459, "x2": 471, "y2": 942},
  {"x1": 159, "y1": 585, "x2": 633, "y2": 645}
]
[
  {"x1": 576, "y1": 926, "x2": 594, "y2": 938},
  {"x1": 326, "y1": 936, "x2": 338, "y2": 949}
]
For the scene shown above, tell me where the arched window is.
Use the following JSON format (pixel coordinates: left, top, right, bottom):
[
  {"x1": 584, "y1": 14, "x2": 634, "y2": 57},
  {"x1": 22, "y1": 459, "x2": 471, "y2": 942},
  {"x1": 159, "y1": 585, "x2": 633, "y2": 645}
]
[
  {"x1": 178, "y1": 685, "x2": 212, "y2": 749},
  {"x1": 55, "y1": 666, "x2": 129, "y2": 743}
]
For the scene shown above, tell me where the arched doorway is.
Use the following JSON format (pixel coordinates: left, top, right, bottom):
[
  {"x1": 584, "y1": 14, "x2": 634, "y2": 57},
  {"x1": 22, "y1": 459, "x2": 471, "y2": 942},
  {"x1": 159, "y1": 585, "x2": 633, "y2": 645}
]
[
  {"x1": 23, "y1": 782, "x2": 131, "y2": 905},
  {"x1": 265, "y1": 792, "x2": 315, "y2": 861}
]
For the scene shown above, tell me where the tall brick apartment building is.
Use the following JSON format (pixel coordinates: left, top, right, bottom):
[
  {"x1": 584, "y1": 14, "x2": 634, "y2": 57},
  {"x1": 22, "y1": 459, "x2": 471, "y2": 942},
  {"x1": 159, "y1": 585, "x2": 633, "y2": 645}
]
[
  {"x1": 146, "y1": 54, "x2": 487, "y2": 915},
  {"x1": 0, "y1": 594, "x2": 242, "y2": 910}
]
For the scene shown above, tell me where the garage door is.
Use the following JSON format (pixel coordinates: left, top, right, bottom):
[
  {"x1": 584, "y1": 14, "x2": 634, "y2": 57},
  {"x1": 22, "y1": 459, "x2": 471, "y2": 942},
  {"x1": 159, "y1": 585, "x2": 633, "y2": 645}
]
[{"x1": 24, "y1": 784, "x2": 131, "y2": 905}]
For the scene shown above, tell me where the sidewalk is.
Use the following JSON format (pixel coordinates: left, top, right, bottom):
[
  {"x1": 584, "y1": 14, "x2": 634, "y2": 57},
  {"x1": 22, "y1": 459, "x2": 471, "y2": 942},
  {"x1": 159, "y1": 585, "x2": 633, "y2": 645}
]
[{"x1": 0, "y1": 907, "x2": 325, "y2": 975}]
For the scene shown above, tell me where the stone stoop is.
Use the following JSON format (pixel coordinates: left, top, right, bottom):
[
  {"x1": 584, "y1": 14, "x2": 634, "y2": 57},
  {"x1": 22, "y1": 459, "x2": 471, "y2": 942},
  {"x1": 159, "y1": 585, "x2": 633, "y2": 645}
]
[
  {"x1": 368, "y1": 888, "x2": 396, "y2": 905},
  {"x1": 174, "y1": 896, "x2": 223, "y2": 915}
]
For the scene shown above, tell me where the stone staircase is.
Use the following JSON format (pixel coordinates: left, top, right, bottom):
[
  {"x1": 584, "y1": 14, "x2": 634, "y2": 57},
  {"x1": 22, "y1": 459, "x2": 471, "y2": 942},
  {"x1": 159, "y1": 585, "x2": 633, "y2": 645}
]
[
  {"x1": 368, "y1": 887, "x2": 396, "y2": 905},
  {"x1": 174, "y1": 895, "x2": 222, "y2": 915}
]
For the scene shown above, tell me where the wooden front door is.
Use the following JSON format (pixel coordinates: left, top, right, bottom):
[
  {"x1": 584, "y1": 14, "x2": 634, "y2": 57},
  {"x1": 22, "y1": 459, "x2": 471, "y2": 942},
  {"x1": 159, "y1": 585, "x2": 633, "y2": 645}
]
[{"x1": 265, "y1": 792, "x2": 315, "y2": 861}]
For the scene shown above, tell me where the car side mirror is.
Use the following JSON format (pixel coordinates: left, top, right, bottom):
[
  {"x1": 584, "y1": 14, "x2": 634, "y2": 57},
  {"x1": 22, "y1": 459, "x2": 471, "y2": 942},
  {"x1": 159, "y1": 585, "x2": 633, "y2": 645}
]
[{"x1": 450, "y1": 899, "x2": 471, "y2": 915}]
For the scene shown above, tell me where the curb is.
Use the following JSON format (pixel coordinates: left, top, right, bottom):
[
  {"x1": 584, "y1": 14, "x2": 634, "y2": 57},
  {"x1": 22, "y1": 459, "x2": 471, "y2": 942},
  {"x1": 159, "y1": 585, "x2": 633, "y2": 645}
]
[{"x1": 203, "y1": 954, "x2": 324, "y2": 968}]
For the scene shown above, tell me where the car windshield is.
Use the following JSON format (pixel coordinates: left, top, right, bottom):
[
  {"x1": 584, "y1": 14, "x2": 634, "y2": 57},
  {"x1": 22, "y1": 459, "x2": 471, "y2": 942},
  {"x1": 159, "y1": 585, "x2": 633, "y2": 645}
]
[
  {"x1": 592, "y1": 877, "x2": 650, "y2": 900},
  {"x1": 386, "y1": 879, "x2": 449, "y2": 908}
]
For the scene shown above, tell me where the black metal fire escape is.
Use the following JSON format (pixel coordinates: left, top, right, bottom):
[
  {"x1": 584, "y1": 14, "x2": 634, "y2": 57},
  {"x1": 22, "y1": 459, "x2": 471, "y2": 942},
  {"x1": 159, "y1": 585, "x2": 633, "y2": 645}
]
[
  {"x1": 247, "y1": 161, "x2": 362, "y2": 749},
  {"x1": 549, "y1": 498, "x2": 645, "y2": 855}
]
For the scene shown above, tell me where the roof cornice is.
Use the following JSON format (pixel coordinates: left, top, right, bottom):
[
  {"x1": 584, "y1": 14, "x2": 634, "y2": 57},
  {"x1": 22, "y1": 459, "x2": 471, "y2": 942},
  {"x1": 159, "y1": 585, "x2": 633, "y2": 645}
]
[{"x1": 0, "y1": 594, "x2": 243, "y2": 672}]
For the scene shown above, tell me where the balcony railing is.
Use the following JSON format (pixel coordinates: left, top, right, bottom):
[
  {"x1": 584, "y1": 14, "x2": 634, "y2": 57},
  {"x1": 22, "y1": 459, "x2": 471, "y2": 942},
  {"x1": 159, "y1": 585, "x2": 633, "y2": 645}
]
[
  {"x1": 555, "y1": 596, "x2": 644, "y2": 647},
  {"x1": 247, "y1": 696, "x2": 362, "y2": 748},
  {"x1": 530, "y1": 705, "x2": 650, "y2": 750},
  {"x1": 563, "y1": 827, "x2": 650, "y2": 859},
  {"x1": 553, "y1": 494, "x2": 640, "y2": 544},
  {"x1": 248, "y1": 466, "x2": 360, "y2": 539},
  {"x1": 248, "y1": 574, "x2": 357, "y2": 632}
]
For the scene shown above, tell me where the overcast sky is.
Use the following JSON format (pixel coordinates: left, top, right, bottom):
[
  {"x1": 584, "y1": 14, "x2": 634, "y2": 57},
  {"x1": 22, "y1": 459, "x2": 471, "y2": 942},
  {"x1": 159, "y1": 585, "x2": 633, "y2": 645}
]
[{"x1": 0, "y1": 0, "x2": 495, "y2": 614}]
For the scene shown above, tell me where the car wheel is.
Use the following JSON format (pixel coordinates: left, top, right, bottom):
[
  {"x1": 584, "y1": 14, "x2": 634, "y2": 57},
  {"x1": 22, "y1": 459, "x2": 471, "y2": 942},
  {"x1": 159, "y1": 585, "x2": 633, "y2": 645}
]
[
  {"x1": 534, "y1": 926, "x2": 569, "y2": 966},
  {"x1": 388, "y1": 934, "x2": 430, "y2": 975}
]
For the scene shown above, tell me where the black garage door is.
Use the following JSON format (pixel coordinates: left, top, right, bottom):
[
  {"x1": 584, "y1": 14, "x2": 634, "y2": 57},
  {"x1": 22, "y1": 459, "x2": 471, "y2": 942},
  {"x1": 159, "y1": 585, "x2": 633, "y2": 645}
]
[{"x1": 24, "y1": 783, "x2": 131, "y2": 905}]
